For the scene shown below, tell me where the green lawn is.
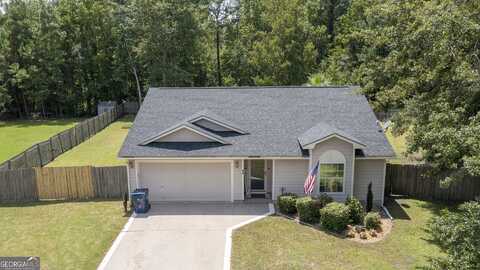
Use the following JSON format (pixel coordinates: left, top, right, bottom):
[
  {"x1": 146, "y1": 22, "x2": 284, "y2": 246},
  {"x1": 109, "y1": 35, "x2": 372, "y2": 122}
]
[
  {"x1": 0, "y1": 119, "x2": 81, "y2": 164},
  {"x1": 48, "y1": 116, "x2": 134, "y2": 167},
  {"x1": 385, "y1": 129, "x2": 423, "y2": 164},
  {"x1": 232, "y1": 198, "x2": 448, "y2": 270},
  {"x1": 0, "y1": 200, "x2": 129, "y2": 270}
]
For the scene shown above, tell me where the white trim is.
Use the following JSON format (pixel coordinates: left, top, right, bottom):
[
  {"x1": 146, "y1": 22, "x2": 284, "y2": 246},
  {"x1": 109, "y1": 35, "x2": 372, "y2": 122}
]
[
  {"x1": 120, "y1": 156, "x2": 309, "y2": 160},
  {"x1": 230, "y1": 161, "x2": 234, "y2": 202},
  {"x1": 140, "y1": 124, "x2": 228, "y2": 145},
  {"x1": 303, "y1": 134, "x2": 366, "y2": 149},
  {"x1": 351, "y1": 147, "x2": 355, "y2": 199},
  {"x1": 223, "y1": 203, "x2": 274, "y2": 270},
  {"x1": 134, "y1": 160, "x2": 139, "y2": 189},
  {"x1": 241, "y1": 159, "x2": 245, "y2": 200},
  {"x1": 134, "y1": 159, "x2": 235, "y2": 164},
  {"x1": 189, "y1": 115, "x2": 248, "y2": 134},
  {"x1": 126, "y1": 162, "x2": 131, "y2": 196},
  {"x1": 381, "y1": 159, "x2": 387, "y2": 205},
  {"x1": 272, "y1": 160, "x2": 276, "y2": 199},
  {"x1": 97, "y1": 212, "x2": 137, "y2": 270}
]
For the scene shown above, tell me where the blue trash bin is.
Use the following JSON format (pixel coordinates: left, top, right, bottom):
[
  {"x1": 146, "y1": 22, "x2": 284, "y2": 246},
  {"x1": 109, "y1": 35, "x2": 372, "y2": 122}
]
[{"x1": 131, "y1": 188, "x2": 151, "y2": 214}]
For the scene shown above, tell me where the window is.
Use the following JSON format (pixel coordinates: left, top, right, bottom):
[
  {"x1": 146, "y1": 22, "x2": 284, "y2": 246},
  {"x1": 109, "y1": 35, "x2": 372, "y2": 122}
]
[{"x1": 319, "y1": 164, "x2": 344, "y2": 193}]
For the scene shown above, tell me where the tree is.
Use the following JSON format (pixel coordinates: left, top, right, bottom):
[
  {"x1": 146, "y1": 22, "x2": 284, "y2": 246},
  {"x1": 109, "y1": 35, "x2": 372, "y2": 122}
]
[
  {"x1": 429, "y1": 201, "x2": 480, "y2": 270},
  {"x1": 208, "y1": 0, "x2": 237, "y2": 86},
  {"x1": 314, "y1": 0, "x2": 480, "y2": 183}
]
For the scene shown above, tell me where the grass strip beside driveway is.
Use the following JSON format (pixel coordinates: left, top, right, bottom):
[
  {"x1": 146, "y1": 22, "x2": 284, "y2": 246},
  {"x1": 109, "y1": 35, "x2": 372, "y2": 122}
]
[{"x1": 0, "y1": 200, "x2": 129, "y2": 270}]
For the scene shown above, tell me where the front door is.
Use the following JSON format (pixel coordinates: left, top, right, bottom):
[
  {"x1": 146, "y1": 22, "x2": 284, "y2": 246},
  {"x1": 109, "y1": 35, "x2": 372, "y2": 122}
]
[{"x1": 250, "y1": 160, "x2": 265, "y2": 194}]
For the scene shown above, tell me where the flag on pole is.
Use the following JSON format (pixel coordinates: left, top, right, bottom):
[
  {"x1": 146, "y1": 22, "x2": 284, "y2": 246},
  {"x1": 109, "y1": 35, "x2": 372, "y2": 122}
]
[{"x1": 304, "y1": 161, "x2": 319, "y2": 195}]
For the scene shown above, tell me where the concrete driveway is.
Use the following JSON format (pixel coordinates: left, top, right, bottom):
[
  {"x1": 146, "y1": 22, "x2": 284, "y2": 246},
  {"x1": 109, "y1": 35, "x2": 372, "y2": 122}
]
[{"x1": 100, "y1": 202, "x2": 270, "y2": 270}]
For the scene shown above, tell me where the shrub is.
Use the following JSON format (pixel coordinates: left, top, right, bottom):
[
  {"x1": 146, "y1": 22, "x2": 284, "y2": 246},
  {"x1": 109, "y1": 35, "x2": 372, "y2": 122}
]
[
  {"x1": 364, "y1": 212, "x2": 381, "y2": 229},
  {"x1": 315, "y1": 193, "x2": 333, "y2": 209},
  {"x1": 429, "y1": 201, "x2": 480, "y2": 270},
  {"x1": 366, "y1": 182, "x2": 373, "y2": 212},
  {"x1": 277, "y1": 194, "x2": 298, "y2": 214},
  {"x1": 345, "y1": 196, "x2": 365, "y2": 224},
  {"x1": 320, "y1": 202, "x2": 350, "y2": 232},
  {"x1": 296, "y1": 196, "x2": 320, "y2": 224}
]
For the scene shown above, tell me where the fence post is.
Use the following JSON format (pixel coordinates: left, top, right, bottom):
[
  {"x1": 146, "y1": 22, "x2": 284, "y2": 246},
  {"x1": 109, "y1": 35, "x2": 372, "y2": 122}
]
[
  {"x1": 36, "y1": 144, "x2": 42, "y2": 167},
  {"x1": 69, "y1": 129, "x2": 74, "y2": 149},
  {"x1": 58, "y1": 135, "x2": 64, "y2": 154},
  {"x1": 23, "y1": 151, "x2": 28, "y2": 168},
  {"x1": 49, "y1": 137, "x2": 54, "y2": 159}
]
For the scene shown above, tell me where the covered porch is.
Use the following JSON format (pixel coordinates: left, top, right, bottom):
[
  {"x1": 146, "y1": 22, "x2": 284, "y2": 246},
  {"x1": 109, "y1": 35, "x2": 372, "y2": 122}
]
[{"x1": 242, "y1": 159, "x2": 273, "y2": 200}]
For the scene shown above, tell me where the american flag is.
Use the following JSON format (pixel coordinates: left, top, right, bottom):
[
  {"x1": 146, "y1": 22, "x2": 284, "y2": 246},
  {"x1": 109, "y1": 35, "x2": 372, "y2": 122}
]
[{"x1": 304, "y1": 161, "x2": 319, "y2": 195}]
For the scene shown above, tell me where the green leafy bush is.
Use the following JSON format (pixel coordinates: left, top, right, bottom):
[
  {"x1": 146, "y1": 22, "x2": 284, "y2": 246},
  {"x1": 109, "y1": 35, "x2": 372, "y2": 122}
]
[
  {"x1": 277, "y1": 194, "x2": 298, "y2": 214},
  {"x1": 429, "y1": 201, "x2": 480, "y2": 270},
  {"x1": 345, "y1": 196, "x2": 365, "y2": 224},
  {"x1": 315, "y1": 193, "x2": 333, "y2": 209},
  {"x1": 320, "y1": 202, "x2": 350, "y2": 232},
  {"x1": 296, "y1": 196, "x2": 320, "y2": 224},
  {"x1": 364, "y1": 212, "x2": 381, "y2": 229}
]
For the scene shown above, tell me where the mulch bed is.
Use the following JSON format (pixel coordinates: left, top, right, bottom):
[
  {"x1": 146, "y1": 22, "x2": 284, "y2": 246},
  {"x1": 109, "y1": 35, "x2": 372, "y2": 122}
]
[{"x1": 274, "y1": 205, "x2": 393, "y2": 243}]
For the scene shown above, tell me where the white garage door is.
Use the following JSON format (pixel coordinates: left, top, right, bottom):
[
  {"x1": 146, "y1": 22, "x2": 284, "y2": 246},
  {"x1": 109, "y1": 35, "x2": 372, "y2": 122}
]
[{"x1": 138, "y1": 162, "x2": 231, "y2": 201}]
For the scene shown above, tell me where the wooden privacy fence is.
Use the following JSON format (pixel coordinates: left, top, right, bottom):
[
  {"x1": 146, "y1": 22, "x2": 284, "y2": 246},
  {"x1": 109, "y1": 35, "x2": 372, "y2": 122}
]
[
  {"x1": 385, "y1": 164, "x2": 480, "y2": 202},
  {"x1": 0, "y1": 166, "x2": 128, "y2": 202},
  {"x1": 0, "y1": 101, "x2": 136, "y2": 171}
]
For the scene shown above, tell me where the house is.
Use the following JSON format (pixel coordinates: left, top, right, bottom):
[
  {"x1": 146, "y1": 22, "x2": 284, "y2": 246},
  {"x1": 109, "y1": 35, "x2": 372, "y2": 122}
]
[{"x1": 118, "y1": 86, "x2": 394, "y2": 205}]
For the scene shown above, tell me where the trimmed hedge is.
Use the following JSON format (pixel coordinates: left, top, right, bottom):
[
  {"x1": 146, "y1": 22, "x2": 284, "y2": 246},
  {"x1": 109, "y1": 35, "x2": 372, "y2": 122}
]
[
  {"x1": 345, "y1": 196, "x2": 365, "y2": 224},
  {"x1": 296, "y1": 196, "x2": 320, "y2": 224},
  {"x1": 315, "y1": 193, "x2": 333, "y2": 209},
  {"x1": 320, "y1": 202, "x2": 350, "y2": 232},
  {"x1": 278, "y1": 194, "x2": 298, "y2": 214},
  {"x1": 364, "y1": 212, "x2": 381, "y2": 229}
]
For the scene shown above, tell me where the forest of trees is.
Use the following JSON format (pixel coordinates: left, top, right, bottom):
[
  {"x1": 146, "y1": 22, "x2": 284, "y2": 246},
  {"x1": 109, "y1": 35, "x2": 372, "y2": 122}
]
[{"x1": 1, "y1": 0, "x2": 480, "y2": 186}]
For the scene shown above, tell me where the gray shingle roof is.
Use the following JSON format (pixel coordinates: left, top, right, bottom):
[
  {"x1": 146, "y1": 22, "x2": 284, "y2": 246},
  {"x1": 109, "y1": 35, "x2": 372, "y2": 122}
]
[
  {"x1": 119, "y1": 86, "x2": 394, "y2": 158},
  {"x1": 298, "y1": 122, "x2": 365, "y2": 148}
]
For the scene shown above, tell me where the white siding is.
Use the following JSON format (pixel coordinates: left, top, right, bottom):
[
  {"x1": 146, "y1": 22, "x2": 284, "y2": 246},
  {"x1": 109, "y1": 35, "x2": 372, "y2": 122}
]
[
  {"x1": 273, "y1": 160, "x2": 309, "y2": 199},
  {"x1": 128, "y1": 160, "x2": 137, "y2": 192},
  {"x1": 353, "y1": 159, "x2": 386, "y2": 205},
  {"x1": 233, "y1": 160, "x2": 243, "y2": 200},
  {"x1": 311, "y1": 137, "x2": 354, "y2": 201},
  {"x1": 155, "y1": 128, "x2": 213, "y2": 142}
]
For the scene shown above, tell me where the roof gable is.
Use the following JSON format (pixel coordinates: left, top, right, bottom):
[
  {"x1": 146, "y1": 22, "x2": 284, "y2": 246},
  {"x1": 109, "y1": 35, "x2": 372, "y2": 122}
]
[
  {"x1": 298, "y1": 122, "x2": 366, "y2": 149},
  {"x1": 139, "y1": 123, "x2": 230, "y2": 145}
]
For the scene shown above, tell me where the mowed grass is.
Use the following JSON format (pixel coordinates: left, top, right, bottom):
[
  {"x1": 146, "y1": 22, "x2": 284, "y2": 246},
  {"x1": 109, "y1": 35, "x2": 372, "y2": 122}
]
[
  {"x1": 48, "y1": 115, "x2": 134, "y2": 167},
  {"x1": 232, "y1": 198, "x2": 448, "y2": 270},
  {"x1": 0, "y1": 119, "x2": 81, "y2": 163},
  {"x1": 385, "y1": 129, "x2": 423, "y2": 164},
  {"x1": 0, "y1": 200, "x2": 129, "y2": 270}
]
